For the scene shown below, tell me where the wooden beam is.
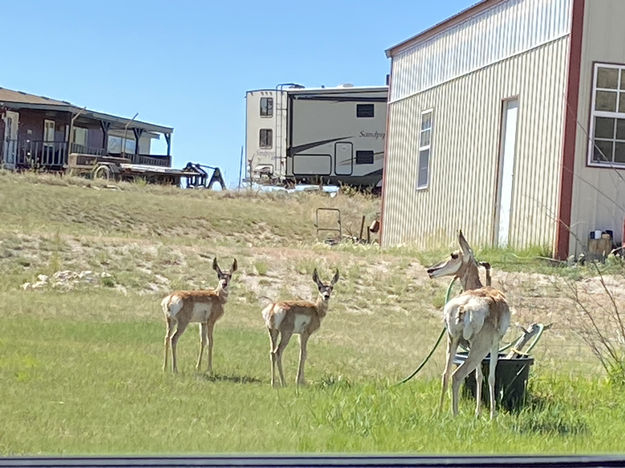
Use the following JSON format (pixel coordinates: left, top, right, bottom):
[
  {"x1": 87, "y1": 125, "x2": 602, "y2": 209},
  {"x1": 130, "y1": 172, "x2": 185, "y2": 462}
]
[
  {"x1": 165, "y1": 133, "x2": 171, "y2": 156},
  {"x1": 133, "y1": 128, "x2": 144, "y2": 155},
  {"x1": 100, "y1": 120, "x2": 111, "y2": 150}
]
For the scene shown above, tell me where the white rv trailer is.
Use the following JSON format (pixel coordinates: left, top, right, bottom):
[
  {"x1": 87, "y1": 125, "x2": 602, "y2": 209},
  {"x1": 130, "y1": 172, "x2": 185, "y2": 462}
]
[{"x1": 245, "y1": 84, "x2": 388, "y2": 188}]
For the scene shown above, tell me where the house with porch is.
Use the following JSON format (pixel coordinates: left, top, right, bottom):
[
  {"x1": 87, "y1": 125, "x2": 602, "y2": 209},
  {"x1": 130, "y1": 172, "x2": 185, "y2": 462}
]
[{"x1": 0, "y1": 87, "x2": 173, "y2": 171}]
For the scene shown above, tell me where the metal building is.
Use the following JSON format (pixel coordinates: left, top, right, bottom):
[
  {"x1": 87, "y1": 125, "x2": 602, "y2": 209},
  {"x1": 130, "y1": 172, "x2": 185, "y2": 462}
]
[{"x1": 381, "y1": 0, "x2": 625, "y2": 258}]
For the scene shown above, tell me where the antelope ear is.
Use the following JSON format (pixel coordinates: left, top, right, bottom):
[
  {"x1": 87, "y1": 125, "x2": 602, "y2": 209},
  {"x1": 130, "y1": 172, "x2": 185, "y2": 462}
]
[
  {"x1": 312, "y1": 268, "x2": 320, "y2": 285},
  {"x1": 458, "y1": 230, "x2": 474, "y2": 260},
  {"x1": 331, "y1": 269, "x2": 340, "y2": 285},
  {"x1": 231, "y1": 258, "x2": 238, "y2": 273}
]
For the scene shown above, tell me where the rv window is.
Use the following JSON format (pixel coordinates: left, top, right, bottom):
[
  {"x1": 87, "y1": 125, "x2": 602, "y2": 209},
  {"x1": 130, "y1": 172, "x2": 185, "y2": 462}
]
[
  {"x1": 588, "y1": 63, "x2": 625, "y2": 166},
  {"x1": 357, "y1": 104, "x2": 374, "y2": 118},
  {"x1": 417, "y1": 110, "x2": 433, "y2": 190},
  {"x1": 260, "y1": 97, "x2": 273, "y2": 117},
  {"x1": 356, "y1": 150, "x2": 374, "y2": 164},
  {"x1": 259, "y1": 128, "x2": 273, "y2": 148}
]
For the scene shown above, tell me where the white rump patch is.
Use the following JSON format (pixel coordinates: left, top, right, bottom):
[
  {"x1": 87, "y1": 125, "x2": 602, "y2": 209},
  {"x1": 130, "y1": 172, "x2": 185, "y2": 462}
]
[
  {"x1": 262, "y1": 304, "x2": 275, "y2": 328},
  {"x1": 264, "y1": 306, "x2": 286, "y2": 330},
  {"x1": 444, "y1": 295, "x2": 489, "y2": 341},
  {"x1": 162, "y1": 295, "x2": 183, "y2": 318}
]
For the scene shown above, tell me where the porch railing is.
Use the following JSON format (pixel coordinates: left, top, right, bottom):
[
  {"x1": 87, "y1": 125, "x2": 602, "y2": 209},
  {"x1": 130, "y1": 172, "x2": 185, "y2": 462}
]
[
  {"x1": 70, "y1": 142, "x2": 106, "y2": 156},
  {"x1": 1, "y1": 139, "x2": 171, "y2": 169},
  {"x1": 18, "y1": 140, "x2": 68, "y2": 169}
]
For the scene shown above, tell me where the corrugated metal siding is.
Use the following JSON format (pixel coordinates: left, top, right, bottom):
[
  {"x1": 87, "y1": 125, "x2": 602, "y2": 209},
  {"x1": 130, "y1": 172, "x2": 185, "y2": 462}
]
[
  {"x1": 383, "y1": 37, "x2": 570, "y2": 249},
  {"x1": 391, "y1": 0, "x2": 572, "y2": 103}
]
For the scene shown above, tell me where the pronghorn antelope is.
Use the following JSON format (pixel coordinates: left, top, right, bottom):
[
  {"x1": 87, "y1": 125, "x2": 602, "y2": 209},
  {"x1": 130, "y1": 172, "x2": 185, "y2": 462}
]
[
  {"x1": 262, "y1": 268, "x2": 339, "y2": 387},
  {"x1": 162, "y1": 257, "x2": 237, "y2": 374},
  {"x1": 426, "y1": 230, "x2": 510, "y2": 419}
]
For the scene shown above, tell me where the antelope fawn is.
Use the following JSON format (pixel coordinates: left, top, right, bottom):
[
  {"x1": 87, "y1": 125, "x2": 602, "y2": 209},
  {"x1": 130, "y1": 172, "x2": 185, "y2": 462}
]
[
  {"x1": 262, "y1": 268, "x2": 339, "y2": 387},
  {"x1": 162, "y1": 257, "x2": 237, "y2": 374}
]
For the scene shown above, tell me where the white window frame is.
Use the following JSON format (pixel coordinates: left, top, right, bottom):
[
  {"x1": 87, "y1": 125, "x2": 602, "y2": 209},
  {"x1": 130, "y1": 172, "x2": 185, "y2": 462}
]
[
  {"x1": 587, "y1": 62, "x2": 625, "y2": 168},
  {"x1": 43, "y1": 119, "x2": 55, "y2": 147},
  {"x1": 416, "y1": 109, "x2": 433, "y2": 190}
]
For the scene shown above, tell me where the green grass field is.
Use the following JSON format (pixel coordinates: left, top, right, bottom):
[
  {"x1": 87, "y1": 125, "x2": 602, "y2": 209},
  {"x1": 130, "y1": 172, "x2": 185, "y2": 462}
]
[{"x1": 1, "y1": 171, "x2": 624, "y2": 455}]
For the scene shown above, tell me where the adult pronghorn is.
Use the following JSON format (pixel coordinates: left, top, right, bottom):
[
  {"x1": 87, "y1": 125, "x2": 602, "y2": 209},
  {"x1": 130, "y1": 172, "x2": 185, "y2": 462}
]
[
  {"x1": 162, "y1": 257, "x2": 237, "y2": 374},
  {"x1": 426, "y1": 231, "x2": 510, "y2": 419},
  {"x1": 262, "y1": 268, "x2": 339, "y2": 387}
]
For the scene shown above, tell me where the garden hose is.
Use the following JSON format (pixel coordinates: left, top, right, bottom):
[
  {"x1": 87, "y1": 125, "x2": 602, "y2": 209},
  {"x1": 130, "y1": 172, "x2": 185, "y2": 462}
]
[{"x1": 397, "y1": 277, "x2": 457, "y2": 385}]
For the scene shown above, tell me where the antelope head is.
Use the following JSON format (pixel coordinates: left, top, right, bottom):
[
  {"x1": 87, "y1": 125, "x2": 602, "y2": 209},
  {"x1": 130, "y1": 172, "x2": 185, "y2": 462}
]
[
  {"x1": 213, "y1": 257, "x2": 238, "y2": 290},
  {"x1": 312, "y1": 268, "x2": 339, "y2": 301},
  {"x1": 426, "y1": 230, "x2": 477, "y2": 280}
]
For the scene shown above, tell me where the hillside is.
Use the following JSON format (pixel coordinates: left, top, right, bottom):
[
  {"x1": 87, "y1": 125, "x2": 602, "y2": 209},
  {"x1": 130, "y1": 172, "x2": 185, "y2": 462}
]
[
  {"x1": 0, "y1": 170, "x2": 610, "y2": 375},
  {"x1": 1, "y1": 170, "x2": 624, "y2": 454}
]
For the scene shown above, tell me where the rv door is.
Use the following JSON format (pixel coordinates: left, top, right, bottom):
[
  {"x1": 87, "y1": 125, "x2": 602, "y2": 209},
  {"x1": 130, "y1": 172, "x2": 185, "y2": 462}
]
[{"x1": 334, "y1": 142, "x2": 353, "y2": 175}]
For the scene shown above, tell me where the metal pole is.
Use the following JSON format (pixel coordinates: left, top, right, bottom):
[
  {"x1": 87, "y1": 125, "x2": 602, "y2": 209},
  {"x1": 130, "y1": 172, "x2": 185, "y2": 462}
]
[
  {"x1": 238, "y1": 145, "x2": 243, "y2": 189},
  {"x1": 122, "y1": 112, "x2": 139, "y2": 158},
  {"x1": 67, "y1": 106, "x2": 87, "y2": 159}
]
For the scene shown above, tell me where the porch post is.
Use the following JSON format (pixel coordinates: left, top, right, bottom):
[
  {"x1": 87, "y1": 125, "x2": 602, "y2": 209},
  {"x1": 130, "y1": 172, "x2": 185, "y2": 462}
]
[
  {"x1": 165, "y1": 133, "x2": 171, "y2": 156},
  {"x1": 100, "y1": 120, "x2": 111, "y2": 154},
  {"x1": 67, "y1": 111, "x2": 74, "y2": 159},
  {"x1": 68, "y1": 107, "x2": 87, "y2": 161},
  {"x1": 132, "y1": 128, "x2": 144, "y2": 155}
]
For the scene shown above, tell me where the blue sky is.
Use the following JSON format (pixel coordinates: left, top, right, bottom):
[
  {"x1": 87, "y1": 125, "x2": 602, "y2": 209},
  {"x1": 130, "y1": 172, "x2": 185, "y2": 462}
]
[{"x1": 2, "y1": 0, "x2": 475, "y2": 187}]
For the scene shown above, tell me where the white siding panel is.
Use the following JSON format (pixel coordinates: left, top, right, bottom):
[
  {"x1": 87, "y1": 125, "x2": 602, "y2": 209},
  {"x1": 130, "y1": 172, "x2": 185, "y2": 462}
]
[
  {"x1": 383, "y1": 37, "x2": 570, "y2": 250},
  {"x1": 391, "y1": 0, "x2": 572, "y2": 103}
]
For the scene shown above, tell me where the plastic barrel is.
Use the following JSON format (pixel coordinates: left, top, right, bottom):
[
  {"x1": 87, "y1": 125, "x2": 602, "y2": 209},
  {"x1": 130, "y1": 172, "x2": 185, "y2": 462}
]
[{"x1": 453, "y1": 352, "x2": 534, "y2": 412}]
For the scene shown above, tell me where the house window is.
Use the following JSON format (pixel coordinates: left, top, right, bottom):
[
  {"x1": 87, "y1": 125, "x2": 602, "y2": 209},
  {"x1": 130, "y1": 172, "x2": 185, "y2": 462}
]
[
  {"x1": 107, "y1": 135, "x2": 136, "y2": 154},
  {"x1": 72, "y1": 127, "x2": 88, "y2": 148},
  {"x1": 259, "y1": 128, "x2": 273, "y2": 148},
  {"x1": 43, "y1": 120, "x2": 55, "y2": 146},
  {"x1": 588, "y1": 63, "x2": 625, "y2": 166},
  {"x1": 417, "y1": 110, "x2": 433, "y2": 189},
  {"x1": 357, "y1": 104, "x2": 374, "y2": 118},
  {"x1": 356, "y1": 150, "x2": 374, "y2": 164},
  {"x1": 260, "y1": 97, "x2": 273, "y2": 117}
]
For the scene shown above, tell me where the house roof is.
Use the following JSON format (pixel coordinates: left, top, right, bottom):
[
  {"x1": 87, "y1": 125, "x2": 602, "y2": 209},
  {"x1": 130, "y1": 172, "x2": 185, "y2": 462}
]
[
  {"x1": 0, "y1": 86, "x2": 173, "y2": 134},
  {"x1": 385, "y1": 0, "x2": 500, "y2": 57},
  {"x1": 0, "y1": 87, "x2": 71, "y2": 107}
]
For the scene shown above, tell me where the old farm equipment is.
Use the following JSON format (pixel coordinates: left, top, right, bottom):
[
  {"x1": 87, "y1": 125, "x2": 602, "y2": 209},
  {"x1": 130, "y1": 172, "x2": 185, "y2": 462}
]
[
  {"x1": 67, "y1": 153, "x2": 219, "y2": 187},
  {"x1": 183, "y1": 163, "x2": 226, "y2": 190}
]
